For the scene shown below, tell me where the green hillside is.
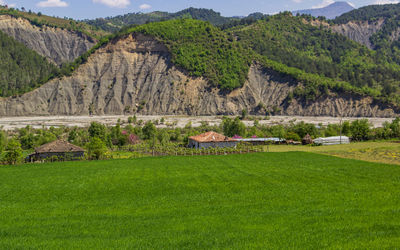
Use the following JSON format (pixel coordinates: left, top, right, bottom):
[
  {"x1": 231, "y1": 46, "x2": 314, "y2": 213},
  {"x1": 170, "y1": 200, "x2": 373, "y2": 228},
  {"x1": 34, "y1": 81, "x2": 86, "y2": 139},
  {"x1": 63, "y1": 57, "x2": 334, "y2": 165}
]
[
  {"x1": 230, "y1": 13, "x2": 400, "y2": 102},
  {"x1": 63, "y1": 16, "x2": 400, "y2": 104},
  {"x1": 0, "y1": 30, "x2": 58, "y2": 97},
  {"x1": 0, "y1": 153, "x2": 399, "y2": 248},
  {"x1": 334, "y1": 4, "x2": 400, "y2": 66},
  {"x1": 123, "y1": 19, "x2": 251, "y2": 90},
  {"x1": 3, "y1": 10, "x2": 400, "y2": 105}
]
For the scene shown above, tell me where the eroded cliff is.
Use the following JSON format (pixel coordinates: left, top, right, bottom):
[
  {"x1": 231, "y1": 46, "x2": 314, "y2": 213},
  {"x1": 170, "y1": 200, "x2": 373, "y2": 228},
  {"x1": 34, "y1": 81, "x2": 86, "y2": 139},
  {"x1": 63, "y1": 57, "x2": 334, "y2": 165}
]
[
  {"x1": 0, "y1": 34, "x2": 396, "y2": 117},
  {"x1": 331, "y1": 19, "x2": 385, "y2": 49},
  {"x1": 0, "y1": 15, "x2": 96, "y2": 65}
]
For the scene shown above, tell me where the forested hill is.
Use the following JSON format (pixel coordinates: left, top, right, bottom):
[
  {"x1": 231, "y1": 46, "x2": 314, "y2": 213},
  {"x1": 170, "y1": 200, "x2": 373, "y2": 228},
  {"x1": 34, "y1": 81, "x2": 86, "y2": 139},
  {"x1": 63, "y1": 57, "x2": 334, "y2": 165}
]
[
  {"x1": 0, "y1": 30, "x2": 58, "y2": 97},
  {"x1": 334, "y1": 3, "x2": 400, "y2": 24},
  {"x1": 229, "y1": 13, "x2": 400, "y2": 103},
  {"x1": 332, "y1": 3, "x2": 400, "y2": 67},
  {"x1": 3, "y1": 7, "x2": 400, "y2": 109},
  {"x1": 85, "y1": 8, "x2": 237, "y2": 32},
  {"x1": 45, "y1": 16, "x2": 400, "y2": 105}
]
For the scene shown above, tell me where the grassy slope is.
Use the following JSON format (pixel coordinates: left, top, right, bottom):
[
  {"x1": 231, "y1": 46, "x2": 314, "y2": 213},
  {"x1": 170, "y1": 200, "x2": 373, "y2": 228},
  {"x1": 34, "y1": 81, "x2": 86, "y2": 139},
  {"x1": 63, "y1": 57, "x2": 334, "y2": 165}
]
[{"x1": 0, "y1": 152, "x2": 399, "y2": 248}]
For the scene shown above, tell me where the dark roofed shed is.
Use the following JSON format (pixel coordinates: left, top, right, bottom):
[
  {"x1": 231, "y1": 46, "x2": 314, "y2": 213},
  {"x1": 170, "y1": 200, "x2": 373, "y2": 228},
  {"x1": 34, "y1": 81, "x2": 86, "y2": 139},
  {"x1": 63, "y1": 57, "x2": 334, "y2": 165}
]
[{"x1": 27, "y1": 140, "x2": 85, "y2": 162}]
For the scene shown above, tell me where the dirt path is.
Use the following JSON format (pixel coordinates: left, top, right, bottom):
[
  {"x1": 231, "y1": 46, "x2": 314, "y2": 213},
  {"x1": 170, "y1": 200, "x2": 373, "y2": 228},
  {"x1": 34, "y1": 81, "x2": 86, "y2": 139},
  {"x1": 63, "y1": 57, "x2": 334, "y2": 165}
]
[{"x1": 0, "y1": 115, "x2": 394, "y2": 130}]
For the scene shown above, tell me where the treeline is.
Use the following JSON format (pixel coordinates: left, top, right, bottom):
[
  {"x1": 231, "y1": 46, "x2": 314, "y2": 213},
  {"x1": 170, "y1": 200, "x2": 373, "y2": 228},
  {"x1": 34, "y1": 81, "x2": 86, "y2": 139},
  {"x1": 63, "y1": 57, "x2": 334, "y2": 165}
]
[
  {"x1": 85, "y1": 8, "x2": 236, "y2": 33},
  {"x1": 333, "y1": 3, "x2": 400, "y2": 24},
  {"x1": 0, "y1": 30, "x2": 58, "y2": 97},
  {"x1": 1, "y1": 116, "x2": 400, "y2": 164}
]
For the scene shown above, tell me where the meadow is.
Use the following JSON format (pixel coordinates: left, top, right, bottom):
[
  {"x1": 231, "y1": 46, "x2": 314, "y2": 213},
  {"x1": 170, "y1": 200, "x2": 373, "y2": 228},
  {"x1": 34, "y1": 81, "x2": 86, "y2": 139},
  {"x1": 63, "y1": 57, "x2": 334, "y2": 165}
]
[
  {"x1": 0, "y1": 152, "x2": 399, "y2": 249},
  {"x1": 266, "y1": 141, "x2": 400, "y2": 165}
]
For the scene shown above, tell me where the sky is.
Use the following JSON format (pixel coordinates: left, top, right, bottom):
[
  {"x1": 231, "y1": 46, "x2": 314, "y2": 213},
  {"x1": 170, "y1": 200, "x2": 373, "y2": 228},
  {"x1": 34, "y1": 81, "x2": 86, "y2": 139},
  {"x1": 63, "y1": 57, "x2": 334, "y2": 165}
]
[{"x1": 1, "y1": 0, "x2": 399, "y2": 20}]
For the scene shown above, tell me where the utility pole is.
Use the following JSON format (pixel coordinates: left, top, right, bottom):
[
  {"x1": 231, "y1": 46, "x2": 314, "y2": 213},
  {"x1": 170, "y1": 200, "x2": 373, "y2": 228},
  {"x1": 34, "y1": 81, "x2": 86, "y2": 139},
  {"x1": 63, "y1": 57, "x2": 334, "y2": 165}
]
[{"x1": 339, "y1": 111, "x2": 343, "y2": 144}]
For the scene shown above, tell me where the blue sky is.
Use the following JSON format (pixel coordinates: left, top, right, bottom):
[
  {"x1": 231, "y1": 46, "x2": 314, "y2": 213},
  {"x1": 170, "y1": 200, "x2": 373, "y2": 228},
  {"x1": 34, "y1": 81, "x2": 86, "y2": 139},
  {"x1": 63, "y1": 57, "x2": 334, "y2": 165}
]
[{"x1": 1, "y1": 0, "x2": 399, "y2": 20}]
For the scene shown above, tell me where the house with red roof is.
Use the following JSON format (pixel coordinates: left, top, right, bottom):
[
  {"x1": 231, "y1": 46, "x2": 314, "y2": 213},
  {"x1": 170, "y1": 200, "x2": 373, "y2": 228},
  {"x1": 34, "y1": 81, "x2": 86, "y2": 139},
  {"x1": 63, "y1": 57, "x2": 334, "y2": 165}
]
[{"x1": 188, "y1": 131, "x2": 238, "y2": 149}]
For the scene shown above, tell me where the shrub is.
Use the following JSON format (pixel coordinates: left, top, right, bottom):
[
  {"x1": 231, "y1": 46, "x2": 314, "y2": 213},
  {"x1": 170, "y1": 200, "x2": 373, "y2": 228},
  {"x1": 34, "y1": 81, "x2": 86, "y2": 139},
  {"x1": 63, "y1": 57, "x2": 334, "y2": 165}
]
[
  {"x1": 87, "y1": 137, "x2": 107, "y2": 160},
  {"x1": 4, "y1": 139, "x2": 23, "y2": 165}
]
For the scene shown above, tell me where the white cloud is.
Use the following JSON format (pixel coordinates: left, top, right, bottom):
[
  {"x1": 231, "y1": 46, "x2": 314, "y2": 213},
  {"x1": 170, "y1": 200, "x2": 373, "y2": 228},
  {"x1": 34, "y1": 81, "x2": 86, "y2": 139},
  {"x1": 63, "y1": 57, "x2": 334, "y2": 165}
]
[
  {"x1": 292, "y1": 0, "x2": 303, "y2": 3},
  {"x1": 373, "y1": 0, "x2": 399, "y2": 4},
  {"x1": 37, "y1": 0, "x2": 68, "y2": 7},
  {"x1": 312, "y1": 0, "x2": 334, "y2": 9},
  {"x1": 139, "y1": 3, "x2": 151, "y2": 10},
  {"x1": 0, "y1": 0, "x2": 15, "y2": 7},
  {"x1": 92, "y1": 0, "x2": 130, "y2": 8}
]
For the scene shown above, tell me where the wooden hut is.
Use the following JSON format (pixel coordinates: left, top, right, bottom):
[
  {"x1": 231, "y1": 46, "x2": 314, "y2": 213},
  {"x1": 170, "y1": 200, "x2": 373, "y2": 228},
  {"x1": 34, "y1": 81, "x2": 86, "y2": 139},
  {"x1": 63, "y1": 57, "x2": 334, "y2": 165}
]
[
  {"x1": 27, "y1": 140, "x2": 84, "y2": 162},
  {"x1": 188, "y1": 131, "x2": 238, "y2": 149}
]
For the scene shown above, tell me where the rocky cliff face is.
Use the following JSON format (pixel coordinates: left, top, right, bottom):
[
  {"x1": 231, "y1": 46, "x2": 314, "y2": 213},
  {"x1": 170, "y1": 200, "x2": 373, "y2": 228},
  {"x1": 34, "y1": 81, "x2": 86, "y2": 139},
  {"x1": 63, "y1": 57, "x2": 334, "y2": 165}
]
[
  {"x1": 0, "y1": 34, "x2": 396, "y2": 117},
  {"x1": 0, "y1": 15, "x2": 96, "y2": 65},
  {"x1": 331, "y1": 19, "x2": 385, "y2": 49}
]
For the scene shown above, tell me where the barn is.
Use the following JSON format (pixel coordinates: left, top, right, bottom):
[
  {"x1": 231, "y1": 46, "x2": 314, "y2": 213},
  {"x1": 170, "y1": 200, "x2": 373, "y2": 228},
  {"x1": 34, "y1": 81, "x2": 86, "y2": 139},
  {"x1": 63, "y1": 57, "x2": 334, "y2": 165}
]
[
  {"x1": 27, "y1": 140, "x2": 85, "y2": 162},
  {"x1": 188, "y1": 131, "x2": 238, "y2": 149}
]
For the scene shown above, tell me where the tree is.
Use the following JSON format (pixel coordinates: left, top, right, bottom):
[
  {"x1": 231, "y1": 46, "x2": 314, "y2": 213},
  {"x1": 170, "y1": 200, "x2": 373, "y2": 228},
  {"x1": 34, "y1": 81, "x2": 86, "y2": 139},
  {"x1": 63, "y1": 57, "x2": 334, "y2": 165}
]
[
  {"x1": 350, "y1": 119, "x2": 371, "y2": 141},
  {"x1": 222, "y1": 117, "x2": 246, "y2": 137},
  {"x1": 4, "y1": 139, "x2": 23, "y2": 165},
  {"x1": 157, "y1": 129, "x2": 170, "y2": 145},
  {"x1": 241, "y1": 109, "x2": 248, "y2": 120},
  {"x1": 389, "y1": 117, "x2": 400, "y2": 138},
  {"x1": 0, "y1": 130, "x2": 7, "y2": 154},
  {"x1": 88, "y1": 122, "x2": 107, "y2": 140},
  {"x1": 86, "y1": 137, "x2": 107, "y2": 160},
  {"x1": 142, "y1": 121, "x2": 156, "y2": 140}
]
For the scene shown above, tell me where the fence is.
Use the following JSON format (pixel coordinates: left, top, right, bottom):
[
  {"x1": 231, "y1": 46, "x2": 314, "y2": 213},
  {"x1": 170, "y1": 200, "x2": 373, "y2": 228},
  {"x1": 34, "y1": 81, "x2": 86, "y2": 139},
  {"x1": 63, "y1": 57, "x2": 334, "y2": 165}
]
[{"x1": 112, "y1": 143, "x2": 265, "y2": 158}]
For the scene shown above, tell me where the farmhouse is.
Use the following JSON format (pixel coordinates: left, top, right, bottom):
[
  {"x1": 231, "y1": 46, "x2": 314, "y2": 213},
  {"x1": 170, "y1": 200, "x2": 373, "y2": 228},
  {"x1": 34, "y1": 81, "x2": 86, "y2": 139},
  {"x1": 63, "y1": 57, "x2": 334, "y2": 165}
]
[
  {"x1": 188, "y1": 131, "x2": 238, "y2": 149},
  {"x1": 27, "y1": 140, "x2": 85, "y2": 162}
]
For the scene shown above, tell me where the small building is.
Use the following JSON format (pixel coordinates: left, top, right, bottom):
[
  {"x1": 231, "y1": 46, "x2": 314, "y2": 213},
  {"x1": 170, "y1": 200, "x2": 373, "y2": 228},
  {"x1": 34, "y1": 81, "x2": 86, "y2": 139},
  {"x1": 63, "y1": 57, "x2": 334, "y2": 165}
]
[
  {"x1": 314, "y1": 136, "x2": 350, "y2": 146},
  {"x1": 188, "y1": 131, "x2": 238, "y2": 149},
  {"x1": 27, "y1": 140, "x2": 85, "y2": 162}
]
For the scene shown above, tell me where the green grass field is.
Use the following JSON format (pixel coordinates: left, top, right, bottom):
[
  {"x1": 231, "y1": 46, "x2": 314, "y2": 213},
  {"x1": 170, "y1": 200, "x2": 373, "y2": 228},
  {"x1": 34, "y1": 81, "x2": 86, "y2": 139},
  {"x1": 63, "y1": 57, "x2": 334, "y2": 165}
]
[
  {"x1": 1, "y1": 152, "x2": 399, "y2": 249},
  {"x1": 266, "y1": 141, "x2": 400, "y2": 165}
]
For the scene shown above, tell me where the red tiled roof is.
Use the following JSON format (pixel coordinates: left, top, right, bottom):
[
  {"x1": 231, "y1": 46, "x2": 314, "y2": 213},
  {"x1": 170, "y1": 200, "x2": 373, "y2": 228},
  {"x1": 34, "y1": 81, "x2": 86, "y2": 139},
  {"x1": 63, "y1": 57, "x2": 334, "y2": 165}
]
[{"x1": 189, "y1": 131, "x2": 237, "y2": 143}]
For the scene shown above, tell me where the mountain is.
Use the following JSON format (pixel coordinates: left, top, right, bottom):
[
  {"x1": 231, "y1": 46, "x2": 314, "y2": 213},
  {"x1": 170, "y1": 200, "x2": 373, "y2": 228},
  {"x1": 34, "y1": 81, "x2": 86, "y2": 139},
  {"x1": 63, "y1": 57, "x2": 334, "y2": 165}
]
[
  {"x1": 293, "y1": 2, "x2": 355, "y2": 19},
  {"x1": 0, "y1": 15, "x2": 97, "y2": 66},
  {"x1": 0, "y1": 18, "x2": 397, "y2": 117},
  {"x1": 0, "y1": 7, "x2": 104, "y2": 65},
  {"x1": 331, "y1": 3, "x2": 400, "y2": 64},
  {"x1": 85, "y1": 8, "x2": 236, "y2": 33},
  {"x1": 0, "y1": 7, "x2": 104, "y2": 97}
]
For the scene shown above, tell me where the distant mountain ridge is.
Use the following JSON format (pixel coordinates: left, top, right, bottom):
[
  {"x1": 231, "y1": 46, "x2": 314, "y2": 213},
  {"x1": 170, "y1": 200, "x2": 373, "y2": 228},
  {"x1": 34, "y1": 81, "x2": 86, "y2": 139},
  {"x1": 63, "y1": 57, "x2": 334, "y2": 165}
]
[{"x1": 293, "y1": 1, "x2": 355, "y2": 19}]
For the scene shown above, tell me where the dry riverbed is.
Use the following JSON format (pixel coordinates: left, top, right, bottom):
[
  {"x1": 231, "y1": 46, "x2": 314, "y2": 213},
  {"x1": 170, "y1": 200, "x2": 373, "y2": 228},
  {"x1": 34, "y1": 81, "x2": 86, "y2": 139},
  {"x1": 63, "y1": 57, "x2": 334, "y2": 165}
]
[{"x1": 0, "y1": 115, "x2": 395, "y2": 130}]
